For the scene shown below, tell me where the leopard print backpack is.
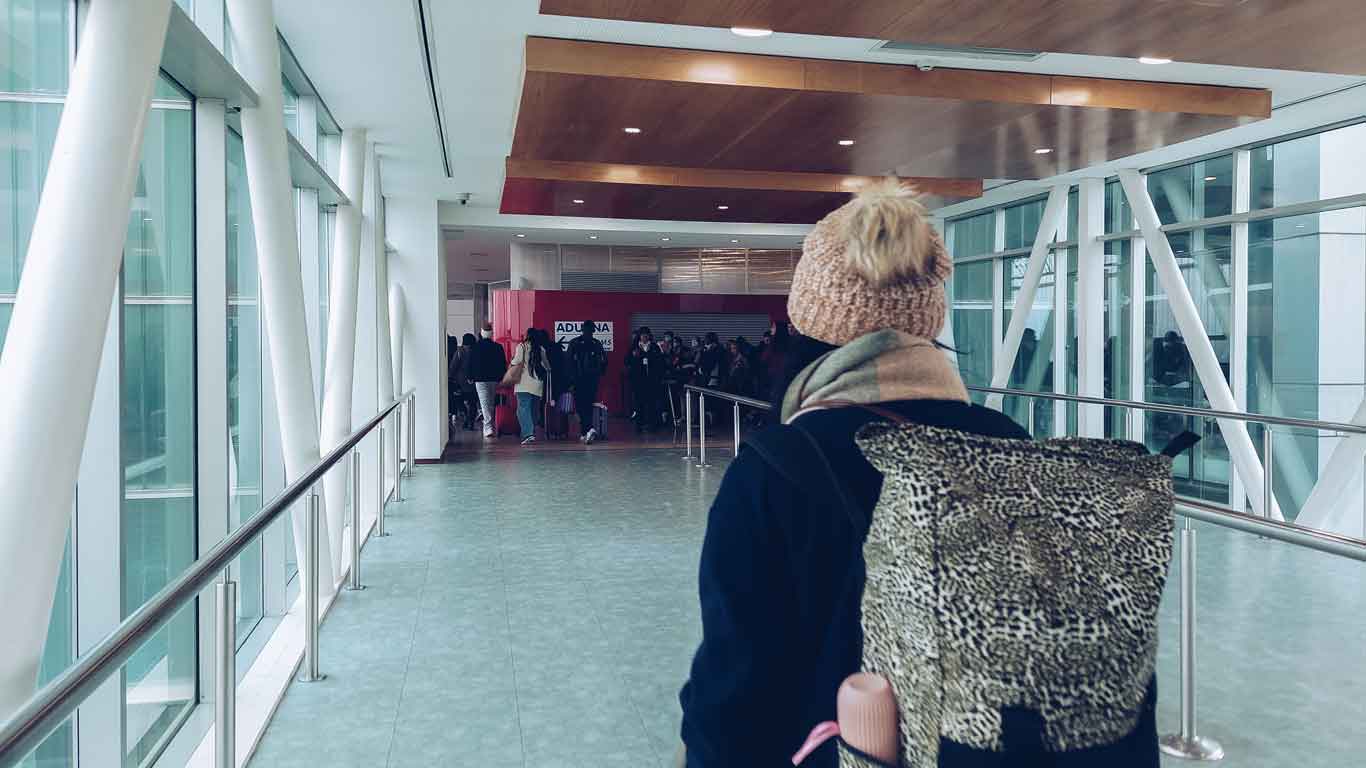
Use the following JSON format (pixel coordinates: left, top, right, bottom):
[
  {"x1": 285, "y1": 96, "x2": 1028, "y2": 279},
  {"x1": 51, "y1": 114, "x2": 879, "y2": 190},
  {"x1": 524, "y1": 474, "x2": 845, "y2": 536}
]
[{"x1": 834, "y1": 419, "x2": 1183, "y2": 767}]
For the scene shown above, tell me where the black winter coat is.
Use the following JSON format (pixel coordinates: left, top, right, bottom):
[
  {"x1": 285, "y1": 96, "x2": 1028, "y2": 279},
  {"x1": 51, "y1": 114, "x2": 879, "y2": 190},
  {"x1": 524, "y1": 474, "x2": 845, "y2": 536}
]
[
  {"x1": 678, "y1": 399, "x2": 1160, "y2": 768},
  {"x1": 467, "y1": 338, "x2": 508, "y2": 382}
]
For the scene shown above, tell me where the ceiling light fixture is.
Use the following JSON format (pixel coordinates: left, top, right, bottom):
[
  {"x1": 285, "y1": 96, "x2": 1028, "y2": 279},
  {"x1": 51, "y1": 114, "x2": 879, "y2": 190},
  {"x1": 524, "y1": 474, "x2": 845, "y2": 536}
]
[
  {"x1": 717, "y1": 205, "x2": 730, "y2": 210},
  {"x1": 1034, "y1": 147, "x2": 1053, "y2": 155},
  {"x1": 838, "y1": 139, "x2": 855, "y2": 146},
  {"x1": 731, "y1": 239, "x2": 739, "y2": 243},
  {"x1": 1203, "y1": 176, "x2": 1218, "y2": 182},
  {"x1": 730, "y1": 26, "x2": 773, "y2": 38},
  {"x1": 623, "y1": 127, "x2": 642, "y2": 134},
  {"x1": 572, "y1": 199, "x2": 585, "y2": 204},
  {"x1": 515, "y1": 234, "x2": 526, "y2": 238},
  {"x1": 1138, "y1": 56, "x2": 1173, "y2": 65},
  {"x1": 661, "y1": 237, "x2": 671, "y2": 242},
  {"x1": 589, "y1": 235, "x2": 598, "y2": 239}
]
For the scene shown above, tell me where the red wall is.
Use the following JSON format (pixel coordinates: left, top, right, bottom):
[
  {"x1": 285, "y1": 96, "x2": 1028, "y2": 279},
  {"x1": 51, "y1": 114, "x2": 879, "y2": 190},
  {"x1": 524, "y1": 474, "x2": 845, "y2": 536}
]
[{"x1": 490, "y1": 289, "x2": 789, "y2": 413}]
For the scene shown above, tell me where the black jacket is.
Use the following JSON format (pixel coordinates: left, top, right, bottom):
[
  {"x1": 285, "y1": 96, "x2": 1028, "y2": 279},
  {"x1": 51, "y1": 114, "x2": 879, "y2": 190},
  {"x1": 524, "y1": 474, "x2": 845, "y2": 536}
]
[
  {"x1": 679, "y1": 399, "x2": 1159, "y2": 768},
  {"x1": 468, "y1": 337, "x2": 508, "y2": 382}
]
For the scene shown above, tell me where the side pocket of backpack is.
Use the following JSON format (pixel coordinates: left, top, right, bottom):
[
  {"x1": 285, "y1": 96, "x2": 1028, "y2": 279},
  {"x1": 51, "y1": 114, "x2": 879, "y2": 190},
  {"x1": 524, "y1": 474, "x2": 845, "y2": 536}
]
[{"x1": 838, "y1": 738, "x2": 898, "y2": 768}]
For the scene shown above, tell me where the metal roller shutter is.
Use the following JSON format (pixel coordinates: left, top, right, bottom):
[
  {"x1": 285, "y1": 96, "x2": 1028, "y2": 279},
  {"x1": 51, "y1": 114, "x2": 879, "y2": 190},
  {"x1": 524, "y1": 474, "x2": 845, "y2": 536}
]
[{"x1": 628, "y1": 313, "x2": 774, "y2": 344}]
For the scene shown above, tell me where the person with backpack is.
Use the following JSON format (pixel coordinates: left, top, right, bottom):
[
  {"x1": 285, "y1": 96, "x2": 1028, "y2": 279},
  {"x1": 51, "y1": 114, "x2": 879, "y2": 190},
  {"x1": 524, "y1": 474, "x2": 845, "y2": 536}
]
[
  {"x1": 679, "y1": 180, "x2": 1172, "y2": 768},
  {"x1": 468, "y1": 322, "x2": 508, "y2": 439},
  {"x1": 567, "y1": 321, "x2": 607, "y2": 444}
]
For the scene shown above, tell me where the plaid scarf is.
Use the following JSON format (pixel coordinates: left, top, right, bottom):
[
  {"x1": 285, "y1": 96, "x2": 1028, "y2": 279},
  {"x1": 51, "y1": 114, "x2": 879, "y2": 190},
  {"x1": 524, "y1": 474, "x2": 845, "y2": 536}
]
[{"x1": 781, "y1": 330, "x2": 968, "y2": 423}]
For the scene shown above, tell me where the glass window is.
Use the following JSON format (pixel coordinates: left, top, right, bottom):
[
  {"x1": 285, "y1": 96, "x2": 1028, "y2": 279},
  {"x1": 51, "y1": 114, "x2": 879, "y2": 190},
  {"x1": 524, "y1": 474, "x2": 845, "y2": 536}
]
[
  {"x1": 227, "y1": 129, "x2": 265, "y2": 645},
  {"x1": 1147, "y1": 155, "x2": 1233, "y2": 224},
  {"x1": 1, "y1": 0, "x2": 69, "y2": 94},
  {"x1": 951, "y1": 261, "x2": 993, "y2": 403},
  {"x1": 948, "y1": 211, "x2": 994, "y2": 259},
  {"x1": 1105, "y1": 179, "x2": 1131, "y2": 234},
  {"x1": 1145, "y1": 225, "x2": 1233, "y2": 505},
  {"x1": 1, "y1": 99, "x2": 61, "y2": 296},
  {"x1": 283, "y1": 78, "x2": 299, "y2": 138},
  {"x1": 1102, "y1": 240, "x2": 1133, "y2": 438},
  {"x1": 1002, "y1": 253, "x2": 1055, "y2": 436},
  {"x1": 1003, "y1": 198, "x2": 1046, "y2": 250},
  {"x1": 122, "y1": 77, "x2": 196, "y2": 768}
]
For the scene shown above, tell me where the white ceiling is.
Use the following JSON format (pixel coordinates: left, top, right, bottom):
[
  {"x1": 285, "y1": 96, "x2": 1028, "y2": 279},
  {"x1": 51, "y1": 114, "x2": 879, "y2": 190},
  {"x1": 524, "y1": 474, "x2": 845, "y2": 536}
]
[{"x1": 275, "y1": 0, "x2": 1366, "y2": 233}]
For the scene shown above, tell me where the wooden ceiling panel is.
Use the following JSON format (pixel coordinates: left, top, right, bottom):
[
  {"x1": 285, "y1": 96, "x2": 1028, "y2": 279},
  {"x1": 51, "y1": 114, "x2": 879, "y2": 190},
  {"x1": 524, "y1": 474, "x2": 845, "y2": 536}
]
[
  {"x1": 539, "y1": 0, "x2": 1366, "y2": 75},
  {"x1": 500, "y1": 177, "x2": 857, "y2": 224},
  {"x1": 512, "y1": 71, "x2": 1261, "y2": 180}
]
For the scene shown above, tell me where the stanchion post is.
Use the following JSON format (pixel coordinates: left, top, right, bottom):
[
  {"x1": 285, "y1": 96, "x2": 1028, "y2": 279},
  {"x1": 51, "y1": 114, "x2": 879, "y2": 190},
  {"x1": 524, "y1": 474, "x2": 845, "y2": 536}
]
[
  {"x1": 1158, "y1": 518, "x2": 1223, "y2": 761},
  {"x1": 683, "y1": 390, "x2": 693, "y2": 459},
  {"x1": 698, "y1": 393, "x2": 710, "y2": 468},
  {"x1": 733, "y1": 402, "x2": 741, "y2": 456},
  {"x1": 1262, "y1": 427, "x2": 1274, "y2": 520},
  {"x1": 407, "y1": 394, "x2": 416, "y2": 476},
  {"x1": 376, "y1": 425, "x2": 390, "y2": 536},
  {"x1": 298, "y1": 489, "x2": 325, "y2": 682},
  {"x1": 346, "y1": 449, "x2": 365, "y2": 591},
  {"x1": 394, "y1": 412, "x2": 405, "y2": 503},
  {"x1": 215, "y1": 577, "x2": 236, "y2": 766}
]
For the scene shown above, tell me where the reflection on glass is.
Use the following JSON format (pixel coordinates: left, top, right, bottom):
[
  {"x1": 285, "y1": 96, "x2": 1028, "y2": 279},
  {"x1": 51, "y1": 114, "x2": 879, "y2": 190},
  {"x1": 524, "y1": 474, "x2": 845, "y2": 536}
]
[
  {"x1": 1003, "y1": 198, "x2": 1045, "y2": 250},
  {"x1": 1003, "y1": 254, "x2": 1055, "y2": 436},
  {"x1": 949, "y1": 211, "x2": 994, "y2": 258},
  {"x1": 1, "y1": 0, "x2": 69, "y2": 94},
  {"x1": 1147, "y1": 155, "x2": 1233, "y2": 225},
  {"x1": 951, "y1": 261, "x2": 993, "y2": 404},
  {"x1": 228, "y1": 130, "x2": 265, "y2": 644},
  {"x1": 1, "y1": 100, "x2": 62, "y2": 294},
  {"x1": 1145, "y1": 226, "x2": 1233, "y2": 505},
  {"x1": 283, "y1": 78, "x2": 299, "y2": 138},
  {"x1": 1103, "y1": 240, "x2": 1133, "y2": 438},
  {"x1": 121, "y1": 82, "x2": 196, "y2": 767}
]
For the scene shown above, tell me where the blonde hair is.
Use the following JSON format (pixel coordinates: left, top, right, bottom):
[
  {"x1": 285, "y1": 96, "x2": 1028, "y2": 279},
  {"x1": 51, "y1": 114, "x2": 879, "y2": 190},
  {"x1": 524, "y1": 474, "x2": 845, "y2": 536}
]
[{"x1": 845, "y1": 178, "x2": 937, "y2": 287}]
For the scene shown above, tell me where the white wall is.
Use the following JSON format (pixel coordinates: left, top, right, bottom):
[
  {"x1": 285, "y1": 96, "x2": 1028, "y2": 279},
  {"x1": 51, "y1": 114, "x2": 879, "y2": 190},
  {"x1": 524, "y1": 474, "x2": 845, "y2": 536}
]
[
  {"x1": 447, "y1": 299, "x2": 475, "y2": 340},
  {"x1": 509, "y1": 242, "x2": 561, "y2": 289},
  {"x1": 387, "y1": 195, "x2": 448, "y2": 459}
]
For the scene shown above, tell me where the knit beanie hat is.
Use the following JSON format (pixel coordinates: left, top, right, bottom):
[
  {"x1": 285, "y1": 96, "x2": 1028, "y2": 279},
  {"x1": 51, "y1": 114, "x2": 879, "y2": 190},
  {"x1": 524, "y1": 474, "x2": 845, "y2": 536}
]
[{"x1": 788, "y1": 179, "x2": 952, "y2": 346}]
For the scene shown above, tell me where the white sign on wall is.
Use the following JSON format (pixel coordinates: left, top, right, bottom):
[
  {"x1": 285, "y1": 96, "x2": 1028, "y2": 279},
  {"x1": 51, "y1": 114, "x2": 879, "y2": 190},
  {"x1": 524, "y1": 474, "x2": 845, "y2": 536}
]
[{"x1": 553, "y1": 320, "x2": 614, "y2": 351}]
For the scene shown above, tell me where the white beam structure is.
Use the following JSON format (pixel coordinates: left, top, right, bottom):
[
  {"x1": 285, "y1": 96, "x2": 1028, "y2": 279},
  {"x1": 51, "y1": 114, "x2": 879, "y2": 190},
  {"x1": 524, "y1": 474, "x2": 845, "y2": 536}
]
[
  {"x1": 1076, "y1": 178, "x2": 1106, "y2": 437},
  {"x1": 377, "y1": 239, "x2": 397, "y2": 493},
  {"x1": 390, "y1": 283, "x2": 407, "y2": 400},
  {"x1": 1230, "y1": 149, "x2": 1252, "y2": 512},
  {"x1": 1118, "y1": 169, "x2": 1281, "y2": 521},
  {"x1": 985, "y1": 185, "x2": 1069, "y2": 412},
  {"x1": 320, "y1": 128, "x2": 367, "y2": 575},
  {"x1": 0, "y1": 0, "x2": 173, "y2": 719},
  {"x1": 226, "y1": 0, "x2": 335, "y2": 586}
]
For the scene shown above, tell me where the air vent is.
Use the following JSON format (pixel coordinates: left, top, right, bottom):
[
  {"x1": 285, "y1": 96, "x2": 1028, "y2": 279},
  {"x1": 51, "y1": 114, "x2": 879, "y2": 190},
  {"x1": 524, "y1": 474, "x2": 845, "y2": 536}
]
[{"x1": 874, "y1": 41, "x2": 1044, "y2": 63}]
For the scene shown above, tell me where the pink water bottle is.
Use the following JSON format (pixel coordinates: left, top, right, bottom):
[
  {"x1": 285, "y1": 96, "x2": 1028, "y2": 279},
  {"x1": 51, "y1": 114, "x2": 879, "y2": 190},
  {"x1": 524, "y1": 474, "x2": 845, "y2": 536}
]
[{"x1": 837, "y1": 673, "x2": 899, "y2": 763}]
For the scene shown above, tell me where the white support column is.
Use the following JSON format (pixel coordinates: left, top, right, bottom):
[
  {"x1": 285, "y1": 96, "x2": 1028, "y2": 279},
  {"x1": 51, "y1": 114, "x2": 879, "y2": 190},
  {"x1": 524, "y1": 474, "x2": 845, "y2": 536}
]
[
  {"x1": 991, "y1": 209, "x2": 1006, "y2": 364},
  {"x1": 320, "y1": 128, "x2": 367, "y2": 577},
  {"x1": 986, "y1": 185, "x2": 1070, "y2": 411},
  {"x1": 390, "y1": 283, "x2": 407, "y2": 399},
  {"x1": 0, "y1": 0, "x2": 172, "y2": 719},
  {"x1": 194, "y1": 96, "x2": 230, "y2": 701},
  {"x1": 1052, "y1": 246, "x2": 1069, "y2": 436},
  {"x1": 1119, "y1": 169, "x2": 1280, "y2": 520},
  {"x1": 226, "y1": 0, "x2": 335, "y2": 585},
  {"x1": 1230, "y1": 149, "x2": 1252, "y2": 512},
  {"x1": 1129, "y1": 230, "x2": 1148, "y2": 441},
  {"x1": 378, "y1": 234, "x2": 397, "y2": 495},
  {"x1": 1076, "y1": 178, "x2": 1106, "y2": 437}
]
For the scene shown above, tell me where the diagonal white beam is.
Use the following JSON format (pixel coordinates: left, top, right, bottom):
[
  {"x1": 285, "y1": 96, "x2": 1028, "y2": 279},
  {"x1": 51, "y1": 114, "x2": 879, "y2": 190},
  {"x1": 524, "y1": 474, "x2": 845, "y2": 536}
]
[
  {"x1": 0, "y1": 0, "x2": 174, "y2": 720},
  {"x1": 1295, "y1": 397, "x2": 1366, "y2": 535},
  {"x1": 985, "y1": 185, "x2": 1069, "y2": 411},
  {"x1": 1118, "y1": 169, "x2": 1282, "y2": 520}
]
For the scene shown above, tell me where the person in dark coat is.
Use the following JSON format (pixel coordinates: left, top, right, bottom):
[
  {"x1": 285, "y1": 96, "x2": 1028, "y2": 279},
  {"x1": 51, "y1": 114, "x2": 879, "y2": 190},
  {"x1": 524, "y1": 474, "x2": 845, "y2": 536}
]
[
  {"x1": 626, "y1": 330, "x2": 666, "y2": 432},
  {"x1": 679, "y1": 180, "x2": 1158, "y2": 768},
  {"x1": 567, "y1": 321, "x2": 608, "y2": 443},
  {"x1": 467, "y1": 322, "x2": 508, "y2": 439}
]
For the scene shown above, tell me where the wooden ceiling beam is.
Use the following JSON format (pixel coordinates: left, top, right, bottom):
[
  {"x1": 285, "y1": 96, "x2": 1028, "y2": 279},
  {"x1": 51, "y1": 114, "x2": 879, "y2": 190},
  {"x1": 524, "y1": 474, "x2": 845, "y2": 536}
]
[
  {"x1": 505, "y1": 158, "x2": 984, "y2": 199},
  {"x1": 526, "y1": 37, "x2": 1271, "y2": 119}
]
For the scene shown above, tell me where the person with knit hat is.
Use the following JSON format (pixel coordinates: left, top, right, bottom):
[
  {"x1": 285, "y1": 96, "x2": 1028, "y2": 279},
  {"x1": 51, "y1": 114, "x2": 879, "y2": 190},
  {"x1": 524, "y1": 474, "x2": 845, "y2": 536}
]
[{"x1": 678, "y1": 179, "x2": 1031, "y2": 767}]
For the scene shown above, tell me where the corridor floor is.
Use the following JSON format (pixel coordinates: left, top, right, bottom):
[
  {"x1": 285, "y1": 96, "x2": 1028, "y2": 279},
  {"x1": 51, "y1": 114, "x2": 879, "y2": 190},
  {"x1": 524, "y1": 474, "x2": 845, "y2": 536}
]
[{"x1": 247, "y1": 446, "x2": 1366, "y2": 767}]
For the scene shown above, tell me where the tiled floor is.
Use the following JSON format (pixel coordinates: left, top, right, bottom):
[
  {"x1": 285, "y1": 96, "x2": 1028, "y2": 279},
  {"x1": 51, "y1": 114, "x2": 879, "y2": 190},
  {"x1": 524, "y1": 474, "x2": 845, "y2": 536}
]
[{"x1": 248, "y1": 443, "x2": 1366, "y2": 768}]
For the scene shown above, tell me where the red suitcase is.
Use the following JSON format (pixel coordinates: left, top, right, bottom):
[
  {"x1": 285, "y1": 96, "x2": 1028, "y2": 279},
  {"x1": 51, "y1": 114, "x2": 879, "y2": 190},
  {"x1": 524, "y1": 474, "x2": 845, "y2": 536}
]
[{"x1": 494, "y1": 392, "x2": 519, "y2": 436}]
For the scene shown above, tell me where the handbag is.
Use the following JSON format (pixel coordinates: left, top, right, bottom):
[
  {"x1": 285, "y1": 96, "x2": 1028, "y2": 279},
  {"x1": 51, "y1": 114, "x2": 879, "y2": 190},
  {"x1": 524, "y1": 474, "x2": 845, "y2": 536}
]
[{"x1": 500, "y1": 343, "x2": 525, "y2": 388}]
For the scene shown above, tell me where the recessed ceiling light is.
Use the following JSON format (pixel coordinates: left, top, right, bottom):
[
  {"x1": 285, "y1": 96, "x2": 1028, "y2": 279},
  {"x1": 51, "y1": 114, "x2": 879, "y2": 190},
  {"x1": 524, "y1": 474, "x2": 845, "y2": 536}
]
[
  {"x1": 838, "y1": 139, "x2": 855, "y2": 146},
  {"x1": 731, "y1": 239, "x2": 739, "y2": 244},
  {"x1": 717, "y1": 205, "x2": 730, "y2": 210},
  {"x1": 1034, "y1": 147, "x2": 1053, "y2": 155},
  {"x1": 661, "y1": 237, "x2": 671, "y2": 242},
  {"x1": 1203, "y1": 176, "x2": 1218, "y2": 182},
  {"x1": 1295, "y1": 223, "x2": 1306, "y2": 228},
  {"x1": 572, "y1": 199, "x2": 585, "y2": 204},
  {"x1": 623, "y1": 127, "x2": 642, "y2": 134},
  {"x1": 730, "y1": 26, "x2": 773, "y2": 37},
  {"x1": 1138, "y1": 56, "x2": 1173, "y2": 65},
  {"x1": 589, "y1": 235, "x2": 598, "y2": 240},
  {"x1": 515, "y1": 234, "x2": 526, "y2": 238}
]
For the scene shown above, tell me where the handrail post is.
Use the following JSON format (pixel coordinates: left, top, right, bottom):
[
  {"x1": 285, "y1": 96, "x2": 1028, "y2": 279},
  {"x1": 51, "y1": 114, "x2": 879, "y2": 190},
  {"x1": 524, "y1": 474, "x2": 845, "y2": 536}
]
[
  {"x1": 406, "y1": 394, "x2": 416, "y2": 476},
  {"x1": 394, "y1": 411, "x2": 404, "y2": 503},
  {"x1": 345, "y1": 449, "x2": 365, "y2": 591},
  {"x1": 733, "y1": 401, "x2": 741, "y2": 456},
  {"x1": 698, "y1": 393, "x2": 710, "y2": 468},
  {"x1": 1262, "y1": 426, "x2": 1273, "y2": 520},
  {"x1": 1158, "y1": 518, "x2": 1223, "y2": 761},
  {"x1": 682, "y1": 389, "x2": 693, "y2": 459},
  {"x1": 298, "y1": 488, "x2": 325, "y2": 682},
  {"x1": 215, "y1": 576, "x2": 236, "y2": 766},
  {"x1": 376, "y1": 425, "x2": 390, "y2": 537}
]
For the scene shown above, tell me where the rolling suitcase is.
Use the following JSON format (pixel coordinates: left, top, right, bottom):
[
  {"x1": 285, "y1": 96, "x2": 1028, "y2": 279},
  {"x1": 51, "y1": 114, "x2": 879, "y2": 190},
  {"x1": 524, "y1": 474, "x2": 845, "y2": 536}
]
[
  {"x1": 495, "y1": 393, "x2": 519, "y2": 436},
  {"x1": 593, "y1": 402, "x2": 609, "y2": 440}
]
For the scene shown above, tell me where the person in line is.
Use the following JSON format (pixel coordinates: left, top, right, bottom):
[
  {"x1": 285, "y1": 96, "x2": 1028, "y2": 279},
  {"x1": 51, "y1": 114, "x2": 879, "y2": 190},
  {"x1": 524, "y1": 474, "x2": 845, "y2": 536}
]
[
  {"x1": 761, "y1": 321, "x2": 792, "y2": 404},
  {"x1": 567, "y1": 321, "x2": 607, "y2": 444},
  {"x1": 450, "y1": 333, "x2": 479, "y2": 430},
  {"x1": 510, "y1": 327, "x2": 547, "y2": 445},
  {"x1": 724, "y1": 339, "x2": 754, "y2": 398},
  {"x1": 679, "y1": 180, "x2": 1036, "y2": 766},
  {"x1": 468, "y1": 322, "x2": 507, "y2": 439},
  {"x1": 627, "y1": 329, "x2": 665, "y2": 433}
]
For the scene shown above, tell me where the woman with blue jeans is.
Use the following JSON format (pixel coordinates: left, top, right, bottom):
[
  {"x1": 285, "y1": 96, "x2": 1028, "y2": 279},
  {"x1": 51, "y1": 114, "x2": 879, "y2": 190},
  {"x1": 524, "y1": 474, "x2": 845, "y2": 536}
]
[{"x1": 510, "y1": 328, "x2": 547, "y2": 445}]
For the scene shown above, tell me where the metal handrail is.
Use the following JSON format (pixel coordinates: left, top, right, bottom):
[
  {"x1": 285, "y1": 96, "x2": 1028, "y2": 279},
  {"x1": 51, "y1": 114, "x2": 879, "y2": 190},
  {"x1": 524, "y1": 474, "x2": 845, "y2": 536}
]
[
  {"x1": 0, "y1": 389, "x2": 417, "y2": 766},
  {"x1": 682, "y1": 385, "x2": 770, "y2": 411}
]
